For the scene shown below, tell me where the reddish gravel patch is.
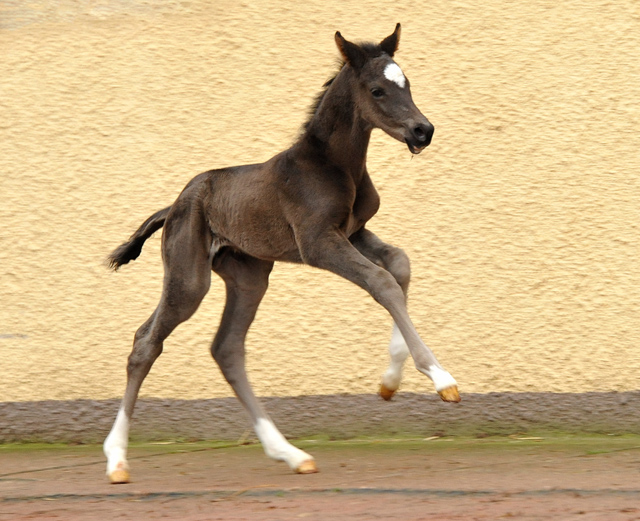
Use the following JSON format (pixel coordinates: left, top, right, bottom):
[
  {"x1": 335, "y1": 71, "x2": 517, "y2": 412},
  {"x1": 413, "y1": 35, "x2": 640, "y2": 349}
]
[{"x1": 2, "y1": 436, "x2": 640, "y2": 520}]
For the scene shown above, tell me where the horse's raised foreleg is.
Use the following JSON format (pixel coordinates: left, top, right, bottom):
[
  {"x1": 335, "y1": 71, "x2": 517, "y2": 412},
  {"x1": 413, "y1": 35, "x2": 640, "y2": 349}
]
[
  {"x1": 211, "y1": 250, "x2": 317, "y2": 474},
  {"x1": 304, "y1": 229, "x2": 460, "y2": 402},
  {"x1": 104, "y1": 205, "x2": 213, "y2": 484},
  {"x1": 350, "y1": 229, "x2": 410, "y2": 400}
]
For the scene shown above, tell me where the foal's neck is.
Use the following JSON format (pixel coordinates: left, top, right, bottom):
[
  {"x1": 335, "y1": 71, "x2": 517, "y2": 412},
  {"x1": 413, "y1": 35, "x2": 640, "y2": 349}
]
[{"x1": 301, "y1": 66, "x2": 371, "y2": 178}]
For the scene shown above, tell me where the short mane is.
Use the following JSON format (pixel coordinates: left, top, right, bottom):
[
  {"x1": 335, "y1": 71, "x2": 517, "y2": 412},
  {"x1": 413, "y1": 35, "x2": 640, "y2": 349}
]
[
  {"x1": 302, "y1": 65, "x2": 343, "y2": 131},
  {"x1": 303, "y1": 41, "x2": 390, "y2": 131}
]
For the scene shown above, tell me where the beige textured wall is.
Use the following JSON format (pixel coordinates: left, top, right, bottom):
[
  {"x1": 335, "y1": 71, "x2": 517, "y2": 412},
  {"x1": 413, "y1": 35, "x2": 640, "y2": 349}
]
[{"x1": 1, "y1": 0, "x2": 638, "y2": 403}]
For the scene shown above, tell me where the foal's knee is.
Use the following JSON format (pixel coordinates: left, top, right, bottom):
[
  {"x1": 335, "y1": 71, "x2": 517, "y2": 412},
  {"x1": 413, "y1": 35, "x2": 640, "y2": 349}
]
[
  {"x1": 365, "y1": 266, "x2": 406, "y2": 307},
  {"x1": 383, "y1": 246, "x2": 411, "y2": 290}
]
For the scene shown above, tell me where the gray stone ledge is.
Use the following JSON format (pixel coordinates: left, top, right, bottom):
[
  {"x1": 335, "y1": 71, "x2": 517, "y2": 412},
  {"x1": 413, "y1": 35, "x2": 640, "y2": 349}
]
[{"x1": 1, "y1": 392, "x2": 638, "y2": 443}]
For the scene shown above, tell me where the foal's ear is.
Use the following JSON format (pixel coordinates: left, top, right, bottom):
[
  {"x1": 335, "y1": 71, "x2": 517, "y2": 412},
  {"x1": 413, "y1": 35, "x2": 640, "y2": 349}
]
[
  {"x1": 335, "y1": 31, "x2": 367, "y2": 70},
  {"x1": 380, "y1": 23, "x2": 401, "y2": 57}
]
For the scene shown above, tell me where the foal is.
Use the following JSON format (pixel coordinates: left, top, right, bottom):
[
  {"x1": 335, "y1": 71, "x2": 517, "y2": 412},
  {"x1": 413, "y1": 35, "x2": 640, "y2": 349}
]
[{"x1": 104, "y1": 24, "x2": 460, "y2": 484}]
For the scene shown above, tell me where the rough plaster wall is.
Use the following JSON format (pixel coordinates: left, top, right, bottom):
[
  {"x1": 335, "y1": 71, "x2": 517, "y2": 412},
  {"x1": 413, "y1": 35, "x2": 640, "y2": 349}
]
[{"x1": 0, "y1": 1, "x2": 639, "y2": 403}]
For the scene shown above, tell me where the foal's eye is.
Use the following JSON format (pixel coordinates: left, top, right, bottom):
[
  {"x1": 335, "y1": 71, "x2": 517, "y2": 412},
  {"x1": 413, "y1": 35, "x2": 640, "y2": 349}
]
[{"x1": 371, "y1": 88, "x2": 385, "y2": 99}]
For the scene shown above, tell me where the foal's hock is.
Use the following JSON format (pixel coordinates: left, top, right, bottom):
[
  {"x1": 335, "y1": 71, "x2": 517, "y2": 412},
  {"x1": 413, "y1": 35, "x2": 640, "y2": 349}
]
[{"x1": 104, "y1": 24, "x2": 460, "y2": 485}]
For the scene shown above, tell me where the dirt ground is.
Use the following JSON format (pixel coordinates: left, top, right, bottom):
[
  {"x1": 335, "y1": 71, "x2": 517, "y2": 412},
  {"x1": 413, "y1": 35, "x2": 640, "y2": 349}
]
[{"x1": 1, "y1": 436, "x2": 640, "y2": 520}]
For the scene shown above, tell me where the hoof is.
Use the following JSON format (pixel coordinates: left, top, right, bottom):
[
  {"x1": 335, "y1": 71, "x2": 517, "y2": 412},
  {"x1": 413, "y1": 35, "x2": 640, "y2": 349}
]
[
  {"x1": 108, "y1": 469, "x2": 131, "y2": 484},
  {"x1": 379, "y1": 384, "x2": 396, "y2": 401},
  {"x1": 438, "y1": 385, "x2": 461, "y2": 403},
  {"x1": 295, "y1": 460, "x2": 318, "y2": 474}
]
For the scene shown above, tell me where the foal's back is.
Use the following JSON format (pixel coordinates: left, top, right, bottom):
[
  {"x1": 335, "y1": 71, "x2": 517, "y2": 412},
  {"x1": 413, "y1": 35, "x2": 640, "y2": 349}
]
[{"x1": 174, "y1": 141, "x2": 374, "y2": 264}]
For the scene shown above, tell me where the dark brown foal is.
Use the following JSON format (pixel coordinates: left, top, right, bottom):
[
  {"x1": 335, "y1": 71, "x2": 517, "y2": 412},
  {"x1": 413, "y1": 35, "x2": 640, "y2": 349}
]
[{"x1": 104, "y1": 24, "x2": 460, "y2": 484}]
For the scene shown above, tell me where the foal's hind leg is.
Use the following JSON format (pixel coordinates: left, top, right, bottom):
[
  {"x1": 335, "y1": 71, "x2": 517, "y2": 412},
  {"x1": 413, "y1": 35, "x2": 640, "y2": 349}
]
[
  {"x1": 351, "y1": 229, "x2": 410, "y2": 401},
  {"x1": 211, "y1": 250, "x2": 317, "y2": 474},
  {"x1": 104, "y1": 208, "x2": 213, "y2": 483}
]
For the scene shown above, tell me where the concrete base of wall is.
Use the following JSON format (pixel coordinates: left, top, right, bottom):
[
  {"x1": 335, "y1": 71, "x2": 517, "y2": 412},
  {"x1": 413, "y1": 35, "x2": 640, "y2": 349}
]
[{"x1": 1, "y1": 392, "x2": 638, "y2": 444}]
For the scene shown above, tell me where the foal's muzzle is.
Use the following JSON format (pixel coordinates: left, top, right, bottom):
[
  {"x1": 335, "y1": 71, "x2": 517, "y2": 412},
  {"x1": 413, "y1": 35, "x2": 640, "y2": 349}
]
[{"x1": 405, "y1": 121, "x2": 434, "y2": 154}]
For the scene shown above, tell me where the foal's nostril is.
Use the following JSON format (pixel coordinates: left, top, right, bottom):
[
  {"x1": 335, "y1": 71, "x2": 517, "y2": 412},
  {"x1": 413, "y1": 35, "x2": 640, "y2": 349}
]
[
  {"x1": 414, "y1": 126, "x2": 426, "y2": 141},
  {"x1": 413, "y1": 123, "x2": 433, "y2": 144},
  {"x1": 414, "y1": 122, "x2": 434, "y2": 145}
]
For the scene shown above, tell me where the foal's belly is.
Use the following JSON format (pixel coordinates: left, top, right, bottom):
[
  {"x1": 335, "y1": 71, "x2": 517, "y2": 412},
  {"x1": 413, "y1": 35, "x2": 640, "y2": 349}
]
[
  {"x1": 208, "y1": 207, "x2": 302, "y2": 263},
  {"x1": 202, "y1": 168, "x2": 303, "y2": 262}
]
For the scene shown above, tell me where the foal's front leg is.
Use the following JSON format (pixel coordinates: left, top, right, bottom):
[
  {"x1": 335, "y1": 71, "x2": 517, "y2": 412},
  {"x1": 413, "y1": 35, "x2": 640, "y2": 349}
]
[
  {"x1": 304, "y1": 230, "x2": 460, "y2": 402},
  {"x1": 350, "y1": 229, "x2": 410, "y2": 400}
]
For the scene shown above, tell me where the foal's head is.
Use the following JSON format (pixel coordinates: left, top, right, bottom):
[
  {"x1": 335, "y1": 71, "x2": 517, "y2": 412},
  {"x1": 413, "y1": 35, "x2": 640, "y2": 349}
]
[{"x1": 335, "y1": 24, "x2": 434, "y2": 154}]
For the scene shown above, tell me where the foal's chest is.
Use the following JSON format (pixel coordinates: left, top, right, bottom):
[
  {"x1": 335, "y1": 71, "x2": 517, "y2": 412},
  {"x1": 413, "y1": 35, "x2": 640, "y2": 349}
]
[{"x1": 345, "y1": 176, "x2": 381, "y2": 237}]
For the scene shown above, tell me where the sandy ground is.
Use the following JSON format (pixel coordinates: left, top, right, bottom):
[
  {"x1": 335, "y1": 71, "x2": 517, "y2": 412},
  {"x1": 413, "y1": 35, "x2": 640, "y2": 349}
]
[{"x1": 1, "y1": 436, "x2": 640, "y2": 520}]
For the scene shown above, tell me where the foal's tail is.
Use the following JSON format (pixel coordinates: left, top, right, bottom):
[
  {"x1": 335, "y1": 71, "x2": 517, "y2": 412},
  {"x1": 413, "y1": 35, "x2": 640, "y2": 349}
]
[{"x1": 108, "y1": 206, "x2": 171, "y2": 270}]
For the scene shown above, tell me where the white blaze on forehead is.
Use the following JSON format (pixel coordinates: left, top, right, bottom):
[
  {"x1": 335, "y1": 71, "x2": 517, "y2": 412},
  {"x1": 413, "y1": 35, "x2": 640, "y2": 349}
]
[{"x1": 384, "y1": 62, "x2": 406, "y2": 88}]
